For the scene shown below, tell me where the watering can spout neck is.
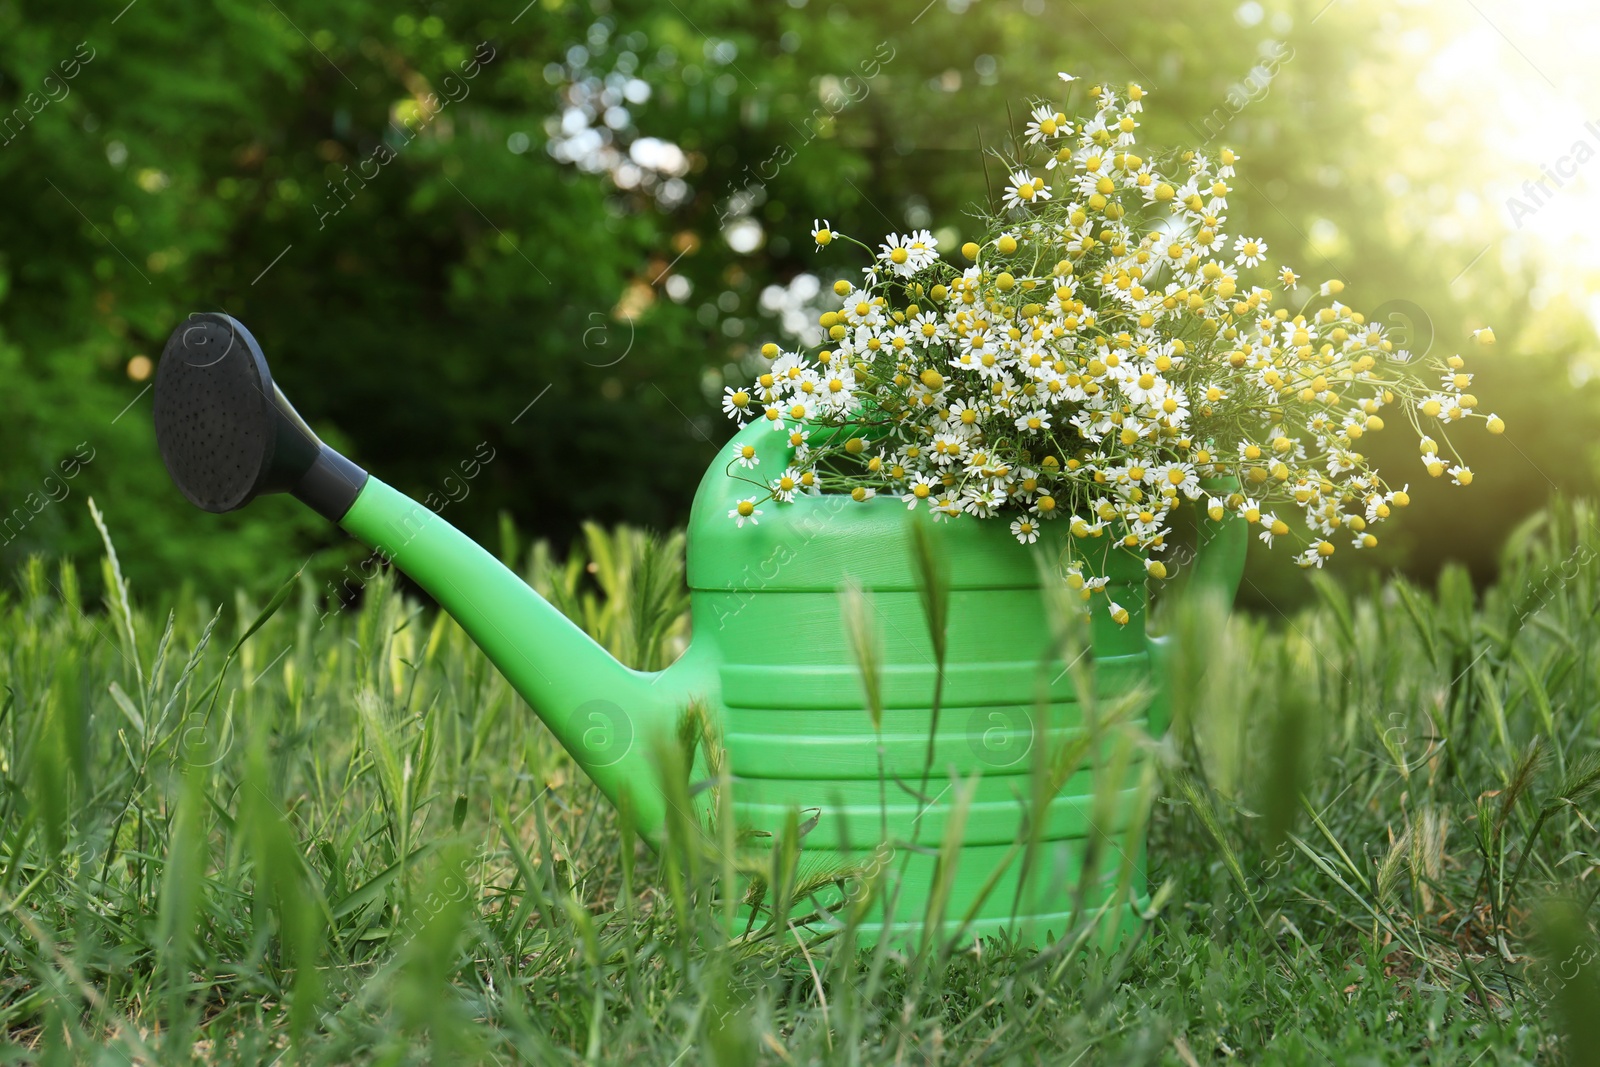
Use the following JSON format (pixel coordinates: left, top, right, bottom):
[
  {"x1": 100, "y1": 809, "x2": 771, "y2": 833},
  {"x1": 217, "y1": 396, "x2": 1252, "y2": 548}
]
[
  {"x1": 336, "y1": 477, "x2": 682, "y2": 829},
  {"x1": 151, "y1": 314, "x2": 680, "y2": 835}
]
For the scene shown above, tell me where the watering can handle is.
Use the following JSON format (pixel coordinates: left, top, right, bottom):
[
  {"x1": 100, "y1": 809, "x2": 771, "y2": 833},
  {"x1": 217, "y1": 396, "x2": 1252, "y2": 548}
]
[{"x1": 1145, "y1": 484, "x2": 1248, "y2": 736}]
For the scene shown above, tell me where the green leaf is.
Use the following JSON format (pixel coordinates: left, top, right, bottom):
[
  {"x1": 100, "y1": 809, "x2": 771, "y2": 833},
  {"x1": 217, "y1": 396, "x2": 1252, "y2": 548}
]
[
  {"x1": 330, "y1": 845, "x2": 433, "y2": 920},
  {"x1": 108, "y1": 680, "x2": 145, "y2": 738},
  {"x1": 229, "y1": 561, "x2": 306, "y2": 656}
]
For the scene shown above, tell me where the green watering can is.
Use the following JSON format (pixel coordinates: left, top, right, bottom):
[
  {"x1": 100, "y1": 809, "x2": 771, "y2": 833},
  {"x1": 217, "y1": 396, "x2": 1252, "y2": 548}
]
[{"x1": 152, "y1": 313, "x2": 1246, "y2": 946}]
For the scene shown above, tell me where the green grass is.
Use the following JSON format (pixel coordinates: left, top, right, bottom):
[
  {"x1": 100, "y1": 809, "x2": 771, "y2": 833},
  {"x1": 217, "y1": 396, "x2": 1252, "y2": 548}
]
[{"x1": 2, "y1": 502, "x2": 1597, "y2": 1064}]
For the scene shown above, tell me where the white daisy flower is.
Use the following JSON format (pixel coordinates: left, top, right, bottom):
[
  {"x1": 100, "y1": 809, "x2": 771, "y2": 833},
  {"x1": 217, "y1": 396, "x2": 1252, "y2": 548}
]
[
  {"x1": 1153, "y1": 389, "x2": 1190, "y2": 429},
  {"x1": 1010, "y1": 517, "x2": 1041, "y2": 544},
  {"x1": 881, "y1": 324, "x2": 915, "y2": 355},
  {"x1": 930, "y1": 432, "x2": 967, "y2": 466},
  {"x1": 770, "y1": 467, "x2": 802, "y2": 502},
  {"x1": 770, "y1": 351, "x2": 808, "y2": 379},
  {"x1": 877, "y1": 233, "x2": 922, "y2": 278},
  {"x1": 1014, "y1": 409, "x2": 1052, "y2": 433},
  {"x1": 903, "y1": 228, "x2": 940, "y2": 271},
  {"x1": 781, "y1": 397, "x2": 817, "y2": 424},
  {"x1": 1003, "y1": 169, "x2": 1052, "y2": 211},
  {"x1": 817, "y1": 366, "x2": 857, "y2": 412},
  {"x1": 838, "y1": 297, "x2": 884, "y2": 327},
  {"x1": 901, "y1": 474, "x2": 938, "y2": 510},
  {"x1": 1110, "y1": 460, "x2": 1151, "y2": 490},
  {"x1": 946, "y1": 398, "x2": 984, "y2": 434},
  {"x1": 1257, "y1": 512, "x2": 1284, "y2": 546},
  {"x1": 1025, "y1": 104, "x2": 1071, "y2": 144},
  {"x1": 1120, "y1": 365, "x2": 1167, "y2": 406},
  {"x1": 729, "y1": 499, "x2": 763, "y2": 527},
  {"x1": 910, "y1": 310, "x2": 947, "y2": 346},
  {"x1": 1158, "y1": 461, "x2": 1201, "y2": 499},
  {"x1": 929, "y1": 493, "x2": 964, "y2": 521},
  {"x1": 1011, "y1": 467, "x2": 1041, "y2": 500},
  {"x1": 1233, "y1": 236, "x2": 1268, "y2": 268},
  {"x1": 1191, "y1": 226, "x2": 1223, "y2": 253},
  {"x1": 962, "y1": 485, "x2": 1002, "y2": 518},
  {"x1": 1031, "y1": 494, "x2": 1062, "y2": 520},
  {"x1": 962, "y1": 447, "x2": 999, "y2": 477},
  {"x1": 721, "y1": 386, "x2": 754, "y2": 423}
]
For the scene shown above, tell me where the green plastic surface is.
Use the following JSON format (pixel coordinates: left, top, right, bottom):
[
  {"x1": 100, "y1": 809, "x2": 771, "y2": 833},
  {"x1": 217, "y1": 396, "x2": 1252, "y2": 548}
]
[{"x1": 338, "y1": 417, "x2": 1246, "y2": 946}]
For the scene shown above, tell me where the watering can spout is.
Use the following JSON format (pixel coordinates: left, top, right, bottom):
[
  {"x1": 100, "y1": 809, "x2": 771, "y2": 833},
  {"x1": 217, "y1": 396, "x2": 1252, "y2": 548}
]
[{"x1": 152, "y1": 314, "x2": 685, "y2": 833}]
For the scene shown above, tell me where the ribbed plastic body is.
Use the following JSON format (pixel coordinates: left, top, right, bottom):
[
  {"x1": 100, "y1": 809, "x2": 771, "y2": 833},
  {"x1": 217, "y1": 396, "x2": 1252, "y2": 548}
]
[
  {"x1": 679, "y1": 420, "x2": 1247, "y2": 946},
  {"x1": 690, "y1": 497, "x2": 1158, "y2": 944}
]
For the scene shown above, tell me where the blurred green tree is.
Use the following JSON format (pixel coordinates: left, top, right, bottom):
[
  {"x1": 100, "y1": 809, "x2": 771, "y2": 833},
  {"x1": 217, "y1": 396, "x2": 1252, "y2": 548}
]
[{"x1": 0, "y1": 0, "x2": 1591, "y2": 607}]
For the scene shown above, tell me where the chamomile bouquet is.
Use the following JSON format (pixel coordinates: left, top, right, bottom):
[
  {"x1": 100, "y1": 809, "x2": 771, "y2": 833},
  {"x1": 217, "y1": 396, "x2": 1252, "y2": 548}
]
[{"x1": 721, "y1": 76, "x2": 1501, "y2": 619}]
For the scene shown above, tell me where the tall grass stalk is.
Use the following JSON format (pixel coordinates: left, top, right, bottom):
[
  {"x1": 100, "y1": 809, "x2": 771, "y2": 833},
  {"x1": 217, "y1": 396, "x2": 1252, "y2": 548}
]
[{"x1": 0, "y1": 506, "x2": 1594, "y2": 1061}]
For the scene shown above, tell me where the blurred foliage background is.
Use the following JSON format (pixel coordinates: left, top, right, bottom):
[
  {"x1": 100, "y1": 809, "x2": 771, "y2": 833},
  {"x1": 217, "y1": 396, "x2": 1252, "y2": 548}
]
[{"x1": 1, "y1": 0, "x2": 1596, "y2": 610}]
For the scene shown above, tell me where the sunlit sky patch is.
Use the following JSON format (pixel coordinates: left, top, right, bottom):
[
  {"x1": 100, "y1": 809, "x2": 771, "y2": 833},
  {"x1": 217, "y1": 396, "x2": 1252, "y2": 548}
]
[{"x1": 1404, "y1": 0, "x2": 1600, "y2": 329}]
